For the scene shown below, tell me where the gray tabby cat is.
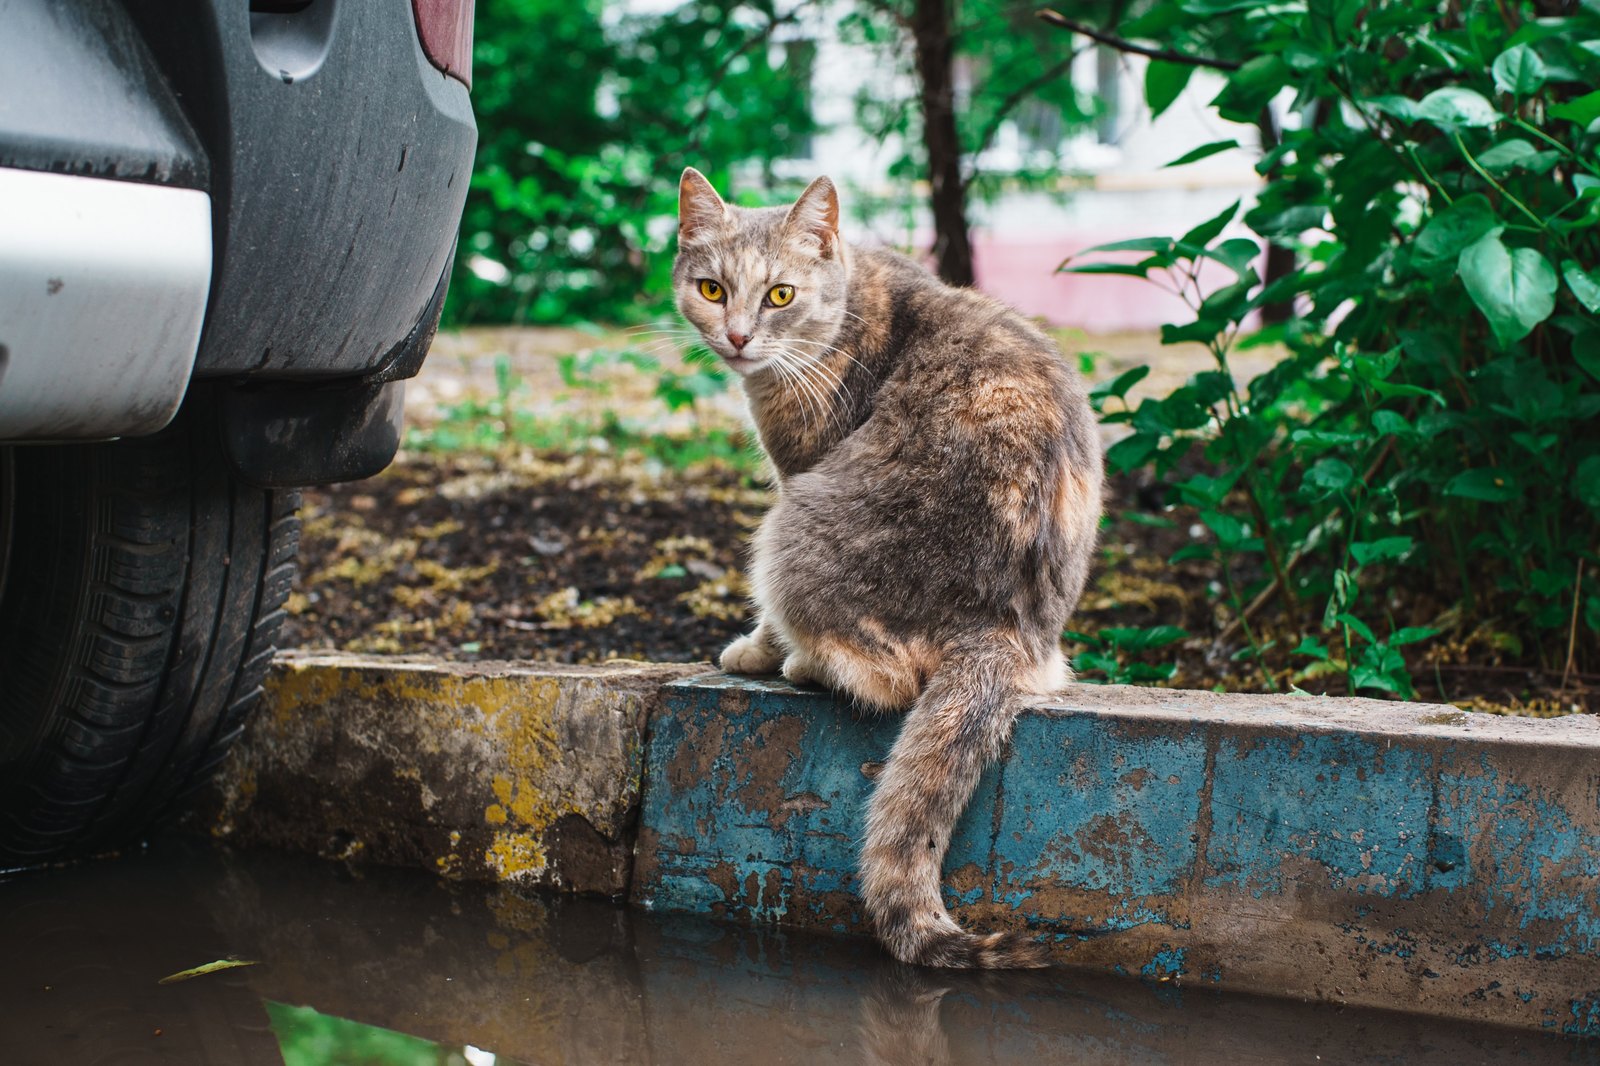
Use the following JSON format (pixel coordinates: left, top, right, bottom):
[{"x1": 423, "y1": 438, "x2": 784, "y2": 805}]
[{"x1": 674, "y1": 167, "x2": 1103, "y2": 969}]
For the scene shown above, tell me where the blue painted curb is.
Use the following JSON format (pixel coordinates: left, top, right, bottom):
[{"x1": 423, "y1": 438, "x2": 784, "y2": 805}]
[{"x1": 634, "y1": 675, "x2": 1600, "y2": 1035}]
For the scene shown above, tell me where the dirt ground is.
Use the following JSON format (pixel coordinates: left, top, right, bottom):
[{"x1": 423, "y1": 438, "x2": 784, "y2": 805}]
[{"x1": 282, "y1": 328, "x2": 1593, "y2": 717}]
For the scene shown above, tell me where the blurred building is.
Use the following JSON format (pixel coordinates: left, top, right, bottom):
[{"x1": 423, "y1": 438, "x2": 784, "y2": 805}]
[{"x1": 758, "y1": 12, "x2": 1267, "y2": 332}]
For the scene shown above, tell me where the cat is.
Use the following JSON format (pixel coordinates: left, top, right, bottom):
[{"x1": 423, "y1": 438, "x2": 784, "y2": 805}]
[{"x1": 674, "y1": 167, "x2": 1104, "y2": 969}]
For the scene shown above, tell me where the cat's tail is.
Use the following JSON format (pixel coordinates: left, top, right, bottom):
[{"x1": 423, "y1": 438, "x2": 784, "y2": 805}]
[{"x1": 859, "y1": 643, "x2": 1049, "y2": 969}]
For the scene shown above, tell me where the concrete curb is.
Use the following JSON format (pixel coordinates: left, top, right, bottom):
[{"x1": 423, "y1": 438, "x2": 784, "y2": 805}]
[
  {"x1": 636, "y1": 676, "x2": 1600, "y2": 1035},
  {"x1": 203, "y1": 655, "x2": 1600, "y2": 1034},
  {"x1": 199, "y1": 652, "x2": 705, "y2": 894}
]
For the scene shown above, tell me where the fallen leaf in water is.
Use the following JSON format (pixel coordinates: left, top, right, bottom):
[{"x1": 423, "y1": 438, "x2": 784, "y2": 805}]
[{"x1": 157, "y1": 958, "x2": 259, "y2": 985}]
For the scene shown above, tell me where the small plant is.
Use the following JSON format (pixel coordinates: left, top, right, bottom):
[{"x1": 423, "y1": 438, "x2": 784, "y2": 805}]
[{"x1": 1065, "y1": 625, "x2": 1188, "y2": 685}]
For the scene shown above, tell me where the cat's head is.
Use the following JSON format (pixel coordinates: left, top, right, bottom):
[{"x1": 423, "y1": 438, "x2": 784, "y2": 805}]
[{"x1": 673, "y1": 167, "x2": 850, "y2": 376}]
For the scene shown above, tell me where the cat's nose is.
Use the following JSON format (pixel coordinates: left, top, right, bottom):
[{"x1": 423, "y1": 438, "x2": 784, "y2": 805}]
[{"x1": 726, "y1": 331, "x2": 749, "y2": 351}]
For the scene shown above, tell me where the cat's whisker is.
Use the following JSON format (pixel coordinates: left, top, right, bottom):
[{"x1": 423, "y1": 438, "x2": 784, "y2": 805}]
[
  {"x1": 773, "y1": 344, "x2": 851, "y2": 440},
  {"x1": 768, "y1": 349, "x2": 825, "y2": 433},
  {"x1": 776, "y1": 341, "x2": 854, "y2": 405},
  {"x1": 772, "y1": 347, "x2": 837, "y2": 436},
  {"x1": 780, "y1": 336, "x2": 874, "y2": 377},
  {"x1": 761, "y1": 347, "x2": 817, "y2": 431}
]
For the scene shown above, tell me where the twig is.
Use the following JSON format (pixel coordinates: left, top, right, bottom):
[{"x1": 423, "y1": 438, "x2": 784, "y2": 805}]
[
  {"x1": 1034, "y1": 10, "x2": 1241, "y2": 71},
  {"x1": 1218, "y1": 438, "x2": 1394, "y2": 643},
  {"x1": 1562, "y1": 558, "x2": 1585, "y2": 692},
  {"x1": 683, "y1": 7, "x2": 806, "y2": 156},
  {"x1": 961, "y1": 49, "x2": 1085, "y2": 191}
]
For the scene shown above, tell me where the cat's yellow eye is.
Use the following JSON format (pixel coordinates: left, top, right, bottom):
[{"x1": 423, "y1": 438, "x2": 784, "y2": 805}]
[
  {"x1": 698, "y1": 279, "x2": 724, "y2": 302},
  {"x1": 767, "y1": 284, "x2": 795, "y2": 307}
]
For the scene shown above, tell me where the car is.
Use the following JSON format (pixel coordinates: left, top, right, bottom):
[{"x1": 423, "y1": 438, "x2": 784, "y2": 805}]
[{"x1": 0, "y1": 0, "x2": 477, "y2": 864}]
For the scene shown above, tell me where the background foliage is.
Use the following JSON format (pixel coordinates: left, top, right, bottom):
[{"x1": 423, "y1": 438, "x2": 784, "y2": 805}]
[
  {"x1": 1065, "y1": 0, "x2": 1600, "y2": 695},
  {"x1": 449, "y1": 0, "x2": 819, "y2": 325}
]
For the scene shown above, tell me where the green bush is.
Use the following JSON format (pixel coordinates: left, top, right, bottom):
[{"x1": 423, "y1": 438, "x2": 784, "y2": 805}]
[{"x1": 1067, "y1": 0, "x2": 1600, "y2": 696}]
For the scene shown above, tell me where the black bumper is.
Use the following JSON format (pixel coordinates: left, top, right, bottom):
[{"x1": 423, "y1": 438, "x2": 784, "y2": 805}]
[{"x1": 2, "y1": 0, "x2": 476, "y2": 382}]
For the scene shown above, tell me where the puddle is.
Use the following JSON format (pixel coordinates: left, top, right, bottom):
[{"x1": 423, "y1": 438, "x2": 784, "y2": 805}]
[{"x1": 1, "y1": 838, "x2": 1594, "y2": 1065}]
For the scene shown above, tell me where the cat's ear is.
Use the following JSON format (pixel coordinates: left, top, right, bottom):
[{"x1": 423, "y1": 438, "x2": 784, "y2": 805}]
[
  {"x1": 784, "y1": 176, "x2": 842, "y2": 259},
  {"x1": 679, "y1": 167, "x2": 727, "y2": 243}
]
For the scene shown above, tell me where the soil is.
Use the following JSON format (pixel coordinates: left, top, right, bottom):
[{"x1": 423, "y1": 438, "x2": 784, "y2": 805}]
[{"x1": 283, "y1": 447, "x2": 1594, "y2": 717}]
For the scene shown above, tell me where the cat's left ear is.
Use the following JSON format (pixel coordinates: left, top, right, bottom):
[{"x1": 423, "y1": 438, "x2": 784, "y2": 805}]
[
  {"x1": 679, "y1": 167, "x2": 727, "y2": 243},
  {"x1": 784, "y1": 176, "x2": 842, "y2": 259}
]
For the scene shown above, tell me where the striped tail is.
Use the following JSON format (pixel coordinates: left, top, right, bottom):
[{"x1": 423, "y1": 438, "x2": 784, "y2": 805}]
[{"x1": 859, "y1": 646, "x2": 1049, "y2": 969}]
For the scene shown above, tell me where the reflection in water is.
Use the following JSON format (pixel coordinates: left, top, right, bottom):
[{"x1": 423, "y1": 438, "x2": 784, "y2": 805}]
[
  {"x1": 267, "y1": 1001, "x2": 491, "y2": 1066},
  {"x1": 859, "y1": 966, "x2": 953, "y2": 1066},
  {"x1": 0, "y1": 839, "x2": 1594, "y2": 1066}
]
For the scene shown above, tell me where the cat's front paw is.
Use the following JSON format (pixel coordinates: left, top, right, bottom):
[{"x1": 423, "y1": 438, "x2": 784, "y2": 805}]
[
  {"x1": 781, "y1": 652, "x2": 826, "y2": 687},
  {"x1": 721, "y1": 635, "x2": 782, "y2": 675}
]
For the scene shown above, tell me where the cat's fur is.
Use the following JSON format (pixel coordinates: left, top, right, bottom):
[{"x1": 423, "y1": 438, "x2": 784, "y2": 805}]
[{"x1": 674, "y1": 168, "x2": 1103, "y2": 969}]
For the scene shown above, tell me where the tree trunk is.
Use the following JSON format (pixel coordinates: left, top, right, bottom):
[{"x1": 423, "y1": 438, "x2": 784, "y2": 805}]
[{"x1": 910, "y1": 0, "x2": 974, "y2": 286}]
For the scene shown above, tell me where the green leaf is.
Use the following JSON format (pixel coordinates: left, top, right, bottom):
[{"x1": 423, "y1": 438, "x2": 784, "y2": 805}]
[
  {"x1": 1444, "y1": 467, "x2": 1520, "y2": 501},
  {"x1": 1200, "y1": 509, "x2": 1246, "y2": 548},
  {"x1": 1575, "y1": 331, "x2": 1600, "y2": 383},
  {"x1": 1492, "y1": 43, "x2": 1548, "y2": 95},
  {"x1": 1457, "y1": 234, "x2": 1558, "y2": 346},
  {"x1": 1475, "y1": 138, "x2": 1560, "y2": 175},
  {"x1": 1180, "y1": 200, "x2": 1240, "y2": 249},
  {"x1": 1334, "y1": 612, "x2": 1377, "y2": 645},
  {"x1": 1413, "y1": 195, "x2": 1499, "y2": 277},
  {"x1": 1371, "y1": 379, "x2": 1448, "y2": 406},
  {"x1": 1551, "y1": 89, "x2": 1600, "y2": 125},
  {"x1": 1072, "y1": 237, "x2": 1175, "y2": 256},
  {"x1": 1091, "y1": 365, "x2": 1151, "y2": 401},
  {"x1": 1211, "y1": 55, "x2": 1291, "y2": 123},
  {"x1": 1577, "y1": 455, "x2": 1600, "y2": 511},
  {"x1": 1127, "y1": 624, "x2": 1189, "y2": 650},
  {"x1": 1350, "y1": 662, "x2": 1403, "y2": 695},
  {"x1": 1106, "y1": 432, "x2": 1161, "y2": 473},
  {"x1": 1201, "y1": 237, "x2": 1261, "y2": 276},
  {"x1": 1390, "y1": 626, "x2": 1440, "y2": 647},
  {"x1": 1351, "y1": 536, "x2": 1414, "y2": 566},
  {"x1": 1304, "y1": 458, "x2": 1355, "y2": 494},
  {"x1": 1169, "y1": 543, "x2": 1215, "y2": 564},
  {"x1": 1146, "y1": 61, "x2": 1195, "y2": 119},
  {"x1": 1293, "y1": 636, "x2": 1330, "y2": 661},
  {"x1": 1061, "y1": 262, "x2": 1157, "y2": 277},
  {"x1": 1368, "y1": 95, "x2": 1421, "y2": 122},
  {"x1": 1372, "y1": 410, "x2": 1416, "y2": 437},
  {"x1": 1416, "y1": 87, "x2": 1499, "y2": 129},
  {"x1": 1161, "y1": 319, "x2": 1229, "y2": 345},
  {"x1": 1561, "y1": 260, "x2": 1600, "y2": 312},
  {"x1": 1164, "y1": 139, "x2": 1240, "y2": 168}
]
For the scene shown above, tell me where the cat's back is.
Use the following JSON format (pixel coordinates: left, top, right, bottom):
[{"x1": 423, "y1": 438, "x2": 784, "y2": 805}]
[{"x1": 850, "y1": 247, "x2": 1090, "y2": 445}]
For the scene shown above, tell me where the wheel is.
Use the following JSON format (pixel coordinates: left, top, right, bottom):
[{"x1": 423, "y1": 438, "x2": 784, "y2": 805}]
[{"x1": 0, "y1": 403, "x2": 300, "y2": 864}]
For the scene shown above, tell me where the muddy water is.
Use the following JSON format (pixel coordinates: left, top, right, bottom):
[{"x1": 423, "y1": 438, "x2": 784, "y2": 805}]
[{"x1": 1, "y1": 839, "x2": 1593, "y2": 1066}]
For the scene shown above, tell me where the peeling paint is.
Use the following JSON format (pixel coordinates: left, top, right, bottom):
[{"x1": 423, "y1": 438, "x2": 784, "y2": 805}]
[{"x1": 634, "y1": 676, "x2": 1600, "y2": 1035}]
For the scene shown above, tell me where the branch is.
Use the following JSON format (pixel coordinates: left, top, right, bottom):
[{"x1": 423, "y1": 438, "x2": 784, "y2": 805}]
[
  {"x1": 684, "y1": 6, "x2": 807, "y2": 155},
  {"x1": 960, "y1": 48, "x2": 1086, "y2": 191},
  {"x1": 1035, "y1": 10, "x2": 1241, "y2": 72}
]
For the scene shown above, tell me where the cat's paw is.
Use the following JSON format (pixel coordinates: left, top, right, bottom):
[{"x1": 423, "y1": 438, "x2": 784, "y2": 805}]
[
  {"x1": 781, "y1": 652, "x2": 826, "y2": 687},
  {"x1": 721, "y1": 635, "x2": 782, "y2": 675}
]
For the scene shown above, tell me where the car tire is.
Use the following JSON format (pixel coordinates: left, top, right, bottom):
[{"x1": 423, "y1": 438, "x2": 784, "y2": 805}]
[{"x1": 0, "y1": 403, "x2": 300, "y2": 864}]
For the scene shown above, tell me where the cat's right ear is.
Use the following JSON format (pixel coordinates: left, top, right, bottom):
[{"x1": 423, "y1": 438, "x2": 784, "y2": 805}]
[
  {"x1": 679, "y1": 168, "x2": 726, "y2": 244},
  {"x1": 784, "y1": 175, "x2": 842, "y2": 260}
]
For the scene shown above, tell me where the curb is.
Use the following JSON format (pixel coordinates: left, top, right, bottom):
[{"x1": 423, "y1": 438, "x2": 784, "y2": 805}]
[
  {"x1": 202, "y1": 654, "x2": 1600, "y2": 1034},
  {"x1": 199, "y1": 652, "x2": 705, "y2": 894}
]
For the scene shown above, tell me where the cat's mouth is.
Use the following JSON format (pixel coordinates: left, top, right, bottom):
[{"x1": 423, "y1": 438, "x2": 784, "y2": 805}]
[{"x1": 720, "y1": 353, "x2": 762, "y2": 374}]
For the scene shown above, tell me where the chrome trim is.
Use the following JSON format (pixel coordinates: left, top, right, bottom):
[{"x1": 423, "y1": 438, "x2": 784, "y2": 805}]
[{"x1": 0, "y1": 167, "x2": 211, "y2": 439}]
